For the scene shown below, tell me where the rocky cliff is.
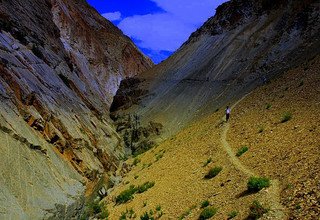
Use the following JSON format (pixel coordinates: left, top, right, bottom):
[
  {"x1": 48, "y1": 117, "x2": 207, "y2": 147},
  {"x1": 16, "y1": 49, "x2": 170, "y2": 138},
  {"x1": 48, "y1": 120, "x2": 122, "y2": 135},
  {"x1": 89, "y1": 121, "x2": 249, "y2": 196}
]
[
  {"x1": 0, "y1": 0, "x2": 153, "y2": 218},
  {"x1": 112, "y1": 0, "x2": 320, "y2": 138}
]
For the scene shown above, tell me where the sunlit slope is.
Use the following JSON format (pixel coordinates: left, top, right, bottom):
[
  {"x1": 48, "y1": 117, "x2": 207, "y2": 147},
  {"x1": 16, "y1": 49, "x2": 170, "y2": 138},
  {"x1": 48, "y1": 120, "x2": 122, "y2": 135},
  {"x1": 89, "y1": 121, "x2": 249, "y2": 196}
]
[{"x1": 104, "y1": 56, "x2": 319, "y2": 219}]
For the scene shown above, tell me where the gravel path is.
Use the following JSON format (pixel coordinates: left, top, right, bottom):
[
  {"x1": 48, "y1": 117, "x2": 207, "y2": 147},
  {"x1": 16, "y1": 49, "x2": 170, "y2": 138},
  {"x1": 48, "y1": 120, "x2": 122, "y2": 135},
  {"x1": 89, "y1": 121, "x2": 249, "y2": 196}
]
[{"x1": 221, "y1": 95, "x2": 286, "y2": 219}]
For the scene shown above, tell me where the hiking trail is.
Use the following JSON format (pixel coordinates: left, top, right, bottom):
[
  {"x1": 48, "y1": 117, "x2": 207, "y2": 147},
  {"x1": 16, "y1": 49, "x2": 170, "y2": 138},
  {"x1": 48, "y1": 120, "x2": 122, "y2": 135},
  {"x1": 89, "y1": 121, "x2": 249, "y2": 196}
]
[{"x1": 220, "y1": 95, "x2": 286, "y2": 219}]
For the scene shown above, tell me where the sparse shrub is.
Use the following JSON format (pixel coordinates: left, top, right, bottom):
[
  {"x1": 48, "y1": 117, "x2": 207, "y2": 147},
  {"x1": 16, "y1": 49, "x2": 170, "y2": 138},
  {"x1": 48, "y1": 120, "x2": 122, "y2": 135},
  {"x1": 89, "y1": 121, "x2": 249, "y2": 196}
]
[
  {"x1": 116, "y1": 185, "x2": 137, "y2": 204},
  {"x1": 100, "y1": 208, "x2": 109, "y2": 219},
  {"x1": 134, "y1": 175, "x2": 139, "y2": 179},
  {"x1": 205, "y1": 166, "x2": 222, "y2": 179},
  {"x1": 142, "y1": 163, "x2": 147, "y2": 169},
  {"x1": 133, "y1": 140, "x2": 155, "y2": 156},
  {"x1": 236, "y1": 146, "x2": 248, "y2": 157},
  {"x1": 258, "y1": 126, "x2": 264, "y2": 133},
  {"x1": 119, "y1": 212, "x2": 127, "y2": 220},
  {"x1": 285, "y1": 183, "x2": 293, "y2": 190},
  {"x1": 86, "y1": 200, "x2": 109, "y2": 218},
  {"x1": 143, "y1": 201, "x2": 147, "y2": 207},
  {"x1": 120, "y1": 208, "x2": 135, "y2": 220},
  {"x1": 140, "y1": 212, "x2": 154, "y2": 220},
  {"x1": 203, "y1": 157, "x2": 212, "y2": 167},
  {"x1": 136, "y1": 181, "x2": 155, "y2": 193},
  {"x1": 248, "y1": 200, "x2": 268, "y2": 219},
  {"x1": 265, "y1": 103, "x2": 272, "y2": 110},
  {"x1": 281, "y1": 112, "x2": 292, "y2": 123},
  {"x1": 116, "y1": 182, "x2": 155, "y2": 204},
  {"x1": 227, "y1": 210, "x2": 238, "y2": 219},
  {"x1": 155, "y1": 153, "x2": 163, "y2": 161},
  {"x1": 247, "y1": 177, "x2": 270, "y2": 192},
  {"x1": 89, "y1": 200, "x2": 102, "y2": 214},
  {"x1": 156, "y1": 205, "x2": 161, "y2": 211},
  {"x1": 133, "y1": 158, "x2": 141, "y2": 166},
  {"x1": 201, "y1": 200, "x2": 210, "y2": 208},
  {"x1": 199, "y1": 206, "x2": 217, "y2": 220},
  {"x1": 178, "y1": 205, "x2": 196, "y2": 220}
]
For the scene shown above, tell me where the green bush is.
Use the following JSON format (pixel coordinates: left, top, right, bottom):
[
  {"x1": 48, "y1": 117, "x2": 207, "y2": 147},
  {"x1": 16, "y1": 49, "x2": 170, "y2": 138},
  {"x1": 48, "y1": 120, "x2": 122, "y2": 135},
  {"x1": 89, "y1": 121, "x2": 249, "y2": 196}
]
[
  {"x1": 133, "y1": 158, "x2": 141, "y2": 166},
  {"x1": 265, "y1": 103, "x2": 272, "y2": 110},
  {"x1": 201, "y1": 200, "x2": 210, "y2": 208},
  {"x1": 88, "y1": 200, "x2": 102, "y2": 214},
  {"x1": 120, "y1": 208, "x2": 136, "y2": 219},
  {"x1": 227, "y1": 210, "x2": 238, "y2": 219},
  {"x1": 136, "y1": 181, "x2": 155, "y2": 193},
  {"x1": 119, "y1": 212, "x2": 127, "y2": 220},
  {"x1": 116, "y1": 182, "x2": 155, "y2": 204},
  {"x1": 236, "y1": 146, "x2": 249, "y2": 157},
  {"x1": 116, "y1": 185, "x2": 137, "y2": 204},
  {"x1": 281, "y1": 112, "x2": 292, "y2": 123},
  {"x1": 85, "y1": 200, "x2": 109, "y2": 219},
  {"x1": 247, "y1": 177, "x2": 270, "y2": 192},
  {"x1": 199, "y1": 207, "x2": 217, "y2": 220},
  {"x1": 205, "y1": 166, "x2": 222, "y2": 179},
  {"x1": 248, "y1": 200, "x2": 268, "y2": 219},
  {"x1": 140, "y1": 212, "x2": 154, "y2": 220},
  {"x1": 100, "y1": 208, "x2": 109, "y2": 219}
]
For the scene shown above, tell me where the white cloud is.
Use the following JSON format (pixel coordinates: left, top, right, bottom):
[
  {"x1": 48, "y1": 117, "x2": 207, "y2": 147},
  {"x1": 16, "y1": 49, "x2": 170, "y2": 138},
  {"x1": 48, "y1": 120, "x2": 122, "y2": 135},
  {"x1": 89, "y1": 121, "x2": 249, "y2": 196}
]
[
  {"x1": 102, "y1": 11, "x2": 122, "y2": 21},
  {"x1": 119, "y1": 13, "x2": 194, "y2": 51},
  {"x1": 150, "y1": 0, "x2": 226, "y2": 25},
  {"x1": 117, "y1": 0, "x2": 228, "y2": 62}
]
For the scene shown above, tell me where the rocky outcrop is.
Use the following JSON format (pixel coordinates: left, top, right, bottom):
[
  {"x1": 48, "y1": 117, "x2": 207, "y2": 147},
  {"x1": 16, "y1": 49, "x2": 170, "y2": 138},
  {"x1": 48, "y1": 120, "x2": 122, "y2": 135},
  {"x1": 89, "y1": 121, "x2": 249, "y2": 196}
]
[
  {"x1": 110, "y1": 77, "x2": 149, "y2": 112},
  {"x1": 115, "y1": 0, "x2": 320, "y2": 137},
  {"x1": 0, "y1": 0, "x2": 152, "y2": 218}
]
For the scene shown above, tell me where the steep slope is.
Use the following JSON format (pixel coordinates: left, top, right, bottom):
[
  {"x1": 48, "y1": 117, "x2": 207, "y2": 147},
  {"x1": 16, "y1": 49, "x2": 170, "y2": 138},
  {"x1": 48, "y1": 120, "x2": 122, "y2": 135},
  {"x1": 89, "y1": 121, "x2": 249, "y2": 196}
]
[
  {"x1": 0, "y1": 0, "x2": 152, "y2": 218},
  {"x1": 103, "y1": 55, "x2": 320, "y2": 220},
  {"x1": 112, "y1": 0, "x2": 320, "y2": 138}
]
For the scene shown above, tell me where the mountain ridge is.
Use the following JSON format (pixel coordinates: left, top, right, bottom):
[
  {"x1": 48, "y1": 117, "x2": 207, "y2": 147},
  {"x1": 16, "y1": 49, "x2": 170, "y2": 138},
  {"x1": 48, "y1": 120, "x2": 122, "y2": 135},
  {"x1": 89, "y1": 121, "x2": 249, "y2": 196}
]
[{"x1": 111, "y1": 0, "x2": 320, "y2": 139}]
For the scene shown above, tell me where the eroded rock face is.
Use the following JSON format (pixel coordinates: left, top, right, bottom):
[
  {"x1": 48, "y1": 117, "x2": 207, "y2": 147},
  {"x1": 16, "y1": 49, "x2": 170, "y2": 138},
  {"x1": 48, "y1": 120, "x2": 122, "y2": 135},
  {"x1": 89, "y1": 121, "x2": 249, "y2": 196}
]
[
  {"x1": 118, "y1": 0, "x2": 320, "y2": 137},
  {"x1": 0, "y1": 0, "x2": 152, "y2": 218}
]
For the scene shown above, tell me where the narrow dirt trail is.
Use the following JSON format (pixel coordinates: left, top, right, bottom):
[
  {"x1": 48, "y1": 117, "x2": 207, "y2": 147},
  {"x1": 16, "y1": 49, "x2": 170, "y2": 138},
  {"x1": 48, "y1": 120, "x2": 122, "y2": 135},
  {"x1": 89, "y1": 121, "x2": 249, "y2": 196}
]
[{"x1": 220, "y1": 95, "x2": 286, "y2": 219}]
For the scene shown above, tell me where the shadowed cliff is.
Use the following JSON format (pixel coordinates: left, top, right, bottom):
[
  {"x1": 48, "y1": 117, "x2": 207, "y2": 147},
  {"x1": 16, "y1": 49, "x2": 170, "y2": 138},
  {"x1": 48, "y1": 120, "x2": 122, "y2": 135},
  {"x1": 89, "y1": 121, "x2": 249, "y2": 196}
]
[{"x1": 0, "y1": 0, "x2": 152, "y2": 218}]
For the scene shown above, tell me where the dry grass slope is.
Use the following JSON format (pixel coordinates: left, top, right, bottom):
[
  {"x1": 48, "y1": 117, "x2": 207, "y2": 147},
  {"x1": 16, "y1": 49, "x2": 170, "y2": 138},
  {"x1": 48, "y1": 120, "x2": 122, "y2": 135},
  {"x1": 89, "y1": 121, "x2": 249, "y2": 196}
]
[{"x1": 103, "y1": 56, "x2": 320, "y2": 219}]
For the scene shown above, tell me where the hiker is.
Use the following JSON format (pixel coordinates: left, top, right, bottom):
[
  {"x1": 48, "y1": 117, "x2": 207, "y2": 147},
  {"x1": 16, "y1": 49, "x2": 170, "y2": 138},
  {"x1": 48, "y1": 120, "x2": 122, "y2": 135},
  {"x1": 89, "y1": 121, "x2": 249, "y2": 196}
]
[{"x1": 226, "y1": 106, "x2": 231, "y2": 122}]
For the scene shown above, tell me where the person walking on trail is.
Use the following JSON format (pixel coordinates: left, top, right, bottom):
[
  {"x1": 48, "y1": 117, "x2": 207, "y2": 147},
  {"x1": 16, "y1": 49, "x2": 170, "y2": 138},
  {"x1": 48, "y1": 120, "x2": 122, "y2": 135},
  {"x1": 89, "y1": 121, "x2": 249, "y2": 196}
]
[{"x1": 226, "y1": 106, "x2": 231, "y2": 122}]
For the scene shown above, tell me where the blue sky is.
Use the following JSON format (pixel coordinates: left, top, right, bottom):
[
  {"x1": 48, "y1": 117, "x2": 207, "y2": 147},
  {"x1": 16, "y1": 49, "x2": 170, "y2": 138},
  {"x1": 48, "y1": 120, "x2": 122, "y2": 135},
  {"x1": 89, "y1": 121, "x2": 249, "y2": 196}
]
[{"x1": 87, "y1": 0, "x2": 227, "y2": 63}]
